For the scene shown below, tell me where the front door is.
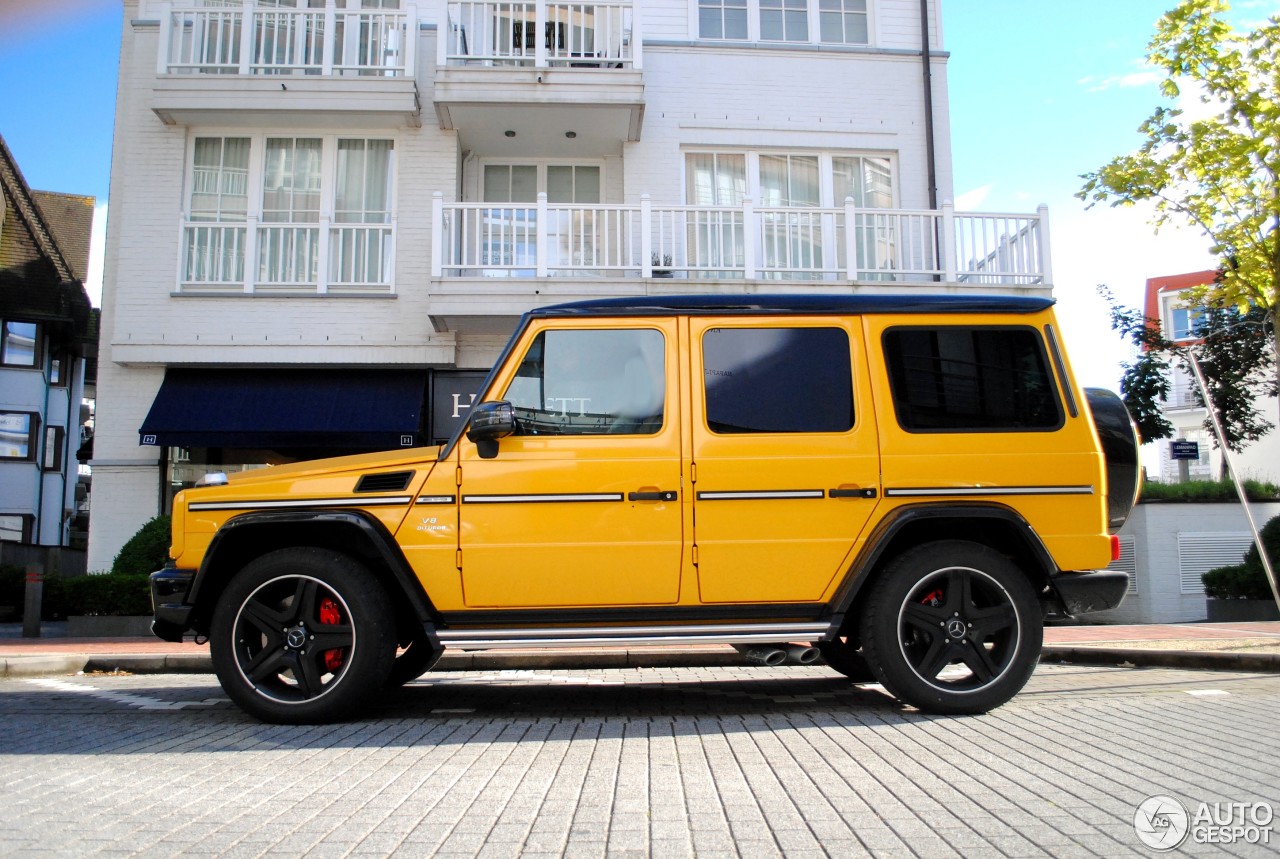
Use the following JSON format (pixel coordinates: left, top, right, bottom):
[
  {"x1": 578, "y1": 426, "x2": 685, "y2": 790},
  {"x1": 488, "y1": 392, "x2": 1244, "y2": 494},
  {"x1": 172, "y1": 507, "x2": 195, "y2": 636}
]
[
  {"x1": 457, "y1": 319, "x2": 683, "y2": 607},
  {"x1": 689, "y1": 317, "x2": 881, "y2": 603}
]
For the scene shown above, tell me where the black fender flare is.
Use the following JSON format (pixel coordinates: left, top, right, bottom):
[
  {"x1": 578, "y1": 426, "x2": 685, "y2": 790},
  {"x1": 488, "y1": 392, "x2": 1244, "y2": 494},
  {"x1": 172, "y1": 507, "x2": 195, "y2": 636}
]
[
  {"x1": 826, "y1": 502, "x2": 1060, "y2": 626},
  {"x1": 186, "y1": 509, "x2": 439, "y2": 634}
]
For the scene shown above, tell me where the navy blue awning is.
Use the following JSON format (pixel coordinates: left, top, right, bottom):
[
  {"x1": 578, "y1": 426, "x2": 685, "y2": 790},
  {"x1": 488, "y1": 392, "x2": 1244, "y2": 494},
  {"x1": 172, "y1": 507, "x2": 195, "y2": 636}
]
[{"x1": 139, "y1": 369, "x2": 426, "y2": 449}]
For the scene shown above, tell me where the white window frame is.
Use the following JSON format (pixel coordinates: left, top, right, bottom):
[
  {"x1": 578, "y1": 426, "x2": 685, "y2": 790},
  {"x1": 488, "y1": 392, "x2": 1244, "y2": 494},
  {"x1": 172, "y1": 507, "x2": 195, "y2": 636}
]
[
  {"x1": 476, "y1": 159, "x2": 608, "y2": 203},
  {"x1": 692, "y1": 0, "x2": 874, "y2": 46},
  {"x1": 179, "y1": 130, "x2": 398, "y2": 295},
  {"x1": 681, "y1": 149, "x2": 898, "y2": 209}
]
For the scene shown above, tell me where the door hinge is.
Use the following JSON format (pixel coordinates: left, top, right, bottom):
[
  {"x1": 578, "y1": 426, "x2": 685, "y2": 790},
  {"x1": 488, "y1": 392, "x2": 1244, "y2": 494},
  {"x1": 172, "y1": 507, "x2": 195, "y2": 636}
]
[
  {"x1": 691, "y1": 544, "x2": 699, "y2": 566},
  {"x1": 455, "y1": 549, "x2": 462, "y2": 569},
  {"x1": 691, "y1": 462, "x2": 697, "y2": 484},
  {"x1": 455, "y1": 466, "x2": 463, "y2": 486}
]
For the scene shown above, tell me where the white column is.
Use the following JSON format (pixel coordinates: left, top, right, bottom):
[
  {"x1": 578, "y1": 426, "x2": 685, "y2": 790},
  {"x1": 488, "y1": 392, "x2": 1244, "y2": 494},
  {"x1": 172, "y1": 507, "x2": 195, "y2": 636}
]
[
  {"x1": 431, "y1": 192, "x2": 445, "y2": 278},
  {"x1": 1037, "y1": 204, "x2": 1053, "y2": 286},
  {"x1": 640, "y1": 194, "x2": 652, "y2": 276},
  {"x1": 941, "y1": 202, "x2": 957, "y2": 282}
]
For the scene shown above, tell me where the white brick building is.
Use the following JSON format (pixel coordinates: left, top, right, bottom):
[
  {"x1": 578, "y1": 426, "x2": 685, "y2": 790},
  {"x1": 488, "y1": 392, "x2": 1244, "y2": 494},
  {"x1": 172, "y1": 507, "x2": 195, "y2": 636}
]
[{"x1": 89, "y1": 0, "x2": 1055, "y2": 569}]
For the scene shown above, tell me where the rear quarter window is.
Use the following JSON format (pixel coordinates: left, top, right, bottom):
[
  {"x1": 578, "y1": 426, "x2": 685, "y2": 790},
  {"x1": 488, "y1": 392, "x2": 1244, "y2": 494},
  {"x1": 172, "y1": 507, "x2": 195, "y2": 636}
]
[{"x1": 883, "y1": 326, "x2": 1063, "y2": 432}]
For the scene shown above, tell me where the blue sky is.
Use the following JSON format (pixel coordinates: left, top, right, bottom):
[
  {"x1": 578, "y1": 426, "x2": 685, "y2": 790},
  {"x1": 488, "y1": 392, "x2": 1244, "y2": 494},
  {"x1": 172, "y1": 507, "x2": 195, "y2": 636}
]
[{"x1": 0, "y1": 0, "x2": 1265, "y2": 387}]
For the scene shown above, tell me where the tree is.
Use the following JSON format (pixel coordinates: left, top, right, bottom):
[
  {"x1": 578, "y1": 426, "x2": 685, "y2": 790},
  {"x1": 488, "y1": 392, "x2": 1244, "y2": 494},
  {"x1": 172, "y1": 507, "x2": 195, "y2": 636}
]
[
  {"x1": 1079, "y1": 0, "x2": 1280, "y2": 407},
  {"x1": 1099, "y1": 284, "x2": 1275, "y2": 466}
]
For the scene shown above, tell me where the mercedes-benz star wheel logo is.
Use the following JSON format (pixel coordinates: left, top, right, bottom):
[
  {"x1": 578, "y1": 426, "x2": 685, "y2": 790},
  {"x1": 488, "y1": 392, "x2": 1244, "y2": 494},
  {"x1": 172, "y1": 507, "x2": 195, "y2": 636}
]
[{"x1": 1134, "y1": 795, "x2": 1190, "y2": 850}]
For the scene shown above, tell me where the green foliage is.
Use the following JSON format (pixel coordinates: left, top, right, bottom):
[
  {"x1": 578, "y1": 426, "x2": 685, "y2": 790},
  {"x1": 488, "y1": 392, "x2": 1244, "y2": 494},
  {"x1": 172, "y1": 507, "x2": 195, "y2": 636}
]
[
  {"x1": 110, "y1": 516, "x2": 172, "y2": 576},
  {"x1": 1080, "y1": 0, "x2": 1280, "y2": 397},
  {"x1": 1202, "y1": 512, "x2": 1280, "y2": 599},
  {"x1": 1097, "y1": 286, "x2": 1275, "y2": 454},
  {"x1": 0, "y1": 567, "x2": 149, "y2": 619},
  {"x1": 1202, "y1": 563, "x2": 1272, "y2": 600},
  {"x1": 1139, "y1": 478, "x2": 1280, "y2": 502},
  {"x1": 59, "y1": 574, "x2": 153, "y2": 617},
  {"x1": 1191, "y1": 302, "x2": 1277, "y2": 452},
  {"x1": 1099, "y1": 286, "x2": 1175, "y2": 444}
]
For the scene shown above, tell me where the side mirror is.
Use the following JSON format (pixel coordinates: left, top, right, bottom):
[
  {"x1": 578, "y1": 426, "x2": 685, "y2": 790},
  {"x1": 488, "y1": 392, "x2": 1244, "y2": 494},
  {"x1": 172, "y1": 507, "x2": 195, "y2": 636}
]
[{"x1": 466, "y1": 401, "x2": 516, "y2": 459}]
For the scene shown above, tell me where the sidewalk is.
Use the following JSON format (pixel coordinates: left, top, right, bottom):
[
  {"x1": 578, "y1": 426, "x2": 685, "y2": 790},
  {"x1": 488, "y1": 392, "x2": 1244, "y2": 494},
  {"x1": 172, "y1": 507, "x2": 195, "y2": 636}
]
[{"x1": 4, "y1": 621, "x2": 1280, "y2": 679}]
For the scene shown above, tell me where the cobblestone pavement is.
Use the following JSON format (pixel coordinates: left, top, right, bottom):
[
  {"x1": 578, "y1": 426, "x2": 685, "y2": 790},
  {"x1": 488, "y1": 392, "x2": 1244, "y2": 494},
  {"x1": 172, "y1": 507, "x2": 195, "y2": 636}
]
[{"x1": 2, "y1": 664, "x2": 1279, "y2": 858}]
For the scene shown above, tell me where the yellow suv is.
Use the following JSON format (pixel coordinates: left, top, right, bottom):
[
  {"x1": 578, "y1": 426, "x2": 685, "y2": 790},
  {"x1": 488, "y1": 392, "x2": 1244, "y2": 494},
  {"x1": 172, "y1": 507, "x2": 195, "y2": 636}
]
[{"x1": 151, "y1": 295, "x2": 1138, "y2": 723}]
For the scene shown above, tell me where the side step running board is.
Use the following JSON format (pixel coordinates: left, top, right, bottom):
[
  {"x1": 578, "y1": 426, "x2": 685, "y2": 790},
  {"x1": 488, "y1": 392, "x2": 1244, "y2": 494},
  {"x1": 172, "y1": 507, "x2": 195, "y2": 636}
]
[{"x1": 435, "y1": 621, "x2": 835, "y2": 650}]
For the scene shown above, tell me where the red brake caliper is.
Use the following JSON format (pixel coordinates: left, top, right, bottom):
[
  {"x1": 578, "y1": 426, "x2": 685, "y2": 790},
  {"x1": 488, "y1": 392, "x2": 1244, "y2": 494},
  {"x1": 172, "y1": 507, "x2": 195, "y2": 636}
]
[
  {"x1": 921, "y1": 589, "x2": 944, "y2": 607},
  {"x1": 319, "y1": 597, "x2": 346, "y2": 672}
]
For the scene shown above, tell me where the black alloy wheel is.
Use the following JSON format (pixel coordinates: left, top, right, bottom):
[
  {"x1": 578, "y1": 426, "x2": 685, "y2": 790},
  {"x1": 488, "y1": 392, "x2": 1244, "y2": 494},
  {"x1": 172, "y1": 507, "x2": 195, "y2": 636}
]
[
  {"x1": 210, "y1": 548, "x2": 396, "y2": 723},
  {"x1": 859, "y1": 540, "x2": 1042, "y2": 715}
]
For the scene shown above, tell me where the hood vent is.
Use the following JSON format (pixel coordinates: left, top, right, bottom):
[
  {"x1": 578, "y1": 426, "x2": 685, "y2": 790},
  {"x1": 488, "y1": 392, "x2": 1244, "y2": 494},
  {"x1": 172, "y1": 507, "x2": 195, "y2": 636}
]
[{"x1": 355, "y1": 471, "x2": 414, "y2": 493}]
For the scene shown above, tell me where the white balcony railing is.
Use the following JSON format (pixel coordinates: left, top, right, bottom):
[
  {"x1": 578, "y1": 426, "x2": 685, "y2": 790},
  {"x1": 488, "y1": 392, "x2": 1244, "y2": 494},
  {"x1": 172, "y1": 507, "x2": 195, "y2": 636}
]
[
  {"x1": 1162, "y1": 380, "x2": 1203, "y2": 409},
  {"x1": 160, "y1": 2, "x2": 416, "y2": 77},
  {"x1": 439, "y1": 0, "x2": 639, "y2": 68},
  {"x1": 180, "y1": 218, "x2": 395, "y2": 293},
  {"x1": 431, "y1": 194, "x2": 1052, "y2": 284}
]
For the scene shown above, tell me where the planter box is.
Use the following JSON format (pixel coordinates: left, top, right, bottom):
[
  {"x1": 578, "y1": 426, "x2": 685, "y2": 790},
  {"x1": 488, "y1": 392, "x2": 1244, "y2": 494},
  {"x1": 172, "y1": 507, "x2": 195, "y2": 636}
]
[
  {"x1": 1206, "y1": 599, "x2": 1280, "y2": 622},
  {"x1": 67, "y1": 615, "x2": 153, "y2": 637}
]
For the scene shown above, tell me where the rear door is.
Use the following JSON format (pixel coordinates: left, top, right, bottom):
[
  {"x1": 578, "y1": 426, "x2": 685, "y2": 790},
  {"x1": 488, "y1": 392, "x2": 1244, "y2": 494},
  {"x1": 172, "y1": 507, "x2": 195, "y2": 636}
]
[{"x1": 688, "y1": 316, "x2": 880, "y2": 603}]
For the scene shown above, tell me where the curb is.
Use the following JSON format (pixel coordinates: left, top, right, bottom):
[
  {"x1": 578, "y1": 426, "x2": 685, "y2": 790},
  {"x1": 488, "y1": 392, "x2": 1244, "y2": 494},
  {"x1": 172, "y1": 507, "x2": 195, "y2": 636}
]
[
  {"x1": 7, "y1": 646, "x2": 1280, "y2": 679},
  {"x1": 1039, "y1": 646, "x2": 1280, "y2": 673}
]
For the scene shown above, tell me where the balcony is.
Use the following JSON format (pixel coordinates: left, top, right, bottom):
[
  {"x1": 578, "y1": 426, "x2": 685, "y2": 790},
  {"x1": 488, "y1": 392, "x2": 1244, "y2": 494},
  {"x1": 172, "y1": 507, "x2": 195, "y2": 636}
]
[
  {"x1": 152, "y1": 2, "x2": 421, "y2": 128},
  {"x1": 178, "y1": 218, "x2": 396, "y2": 295},
  {"x1": 433, "y1": 1, "x2": 644, "y2": 154},
  {"x1": 428, "y1": 195, "x2": 1052, "y2": 330}
]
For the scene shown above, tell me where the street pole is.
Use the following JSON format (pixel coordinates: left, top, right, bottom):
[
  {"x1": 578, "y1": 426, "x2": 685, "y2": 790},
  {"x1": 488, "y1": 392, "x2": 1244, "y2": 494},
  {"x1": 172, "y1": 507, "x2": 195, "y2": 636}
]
[
  {"x1": 22, "y1": 563, "x2": 42, "y2": 638},
  {"x1": 1187, "y1": 351, "x2": 1280, "y2": 611}
]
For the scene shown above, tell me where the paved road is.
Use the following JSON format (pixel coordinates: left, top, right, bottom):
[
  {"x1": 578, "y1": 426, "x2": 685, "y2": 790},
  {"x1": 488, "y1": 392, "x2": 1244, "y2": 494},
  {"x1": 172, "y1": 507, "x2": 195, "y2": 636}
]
[{"x1": 2, "y1": 664, "x2": 1278, "y2": 858}]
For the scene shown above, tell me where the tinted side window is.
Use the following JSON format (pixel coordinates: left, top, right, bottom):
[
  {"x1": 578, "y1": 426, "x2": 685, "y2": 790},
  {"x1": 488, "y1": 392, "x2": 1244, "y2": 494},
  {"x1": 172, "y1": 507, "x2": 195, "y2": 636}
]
[
  {"x1": 703, "y1": 327, "x2": 853, "y2": 433},
  {"x1": 883, "y1": 326, "x2": 1062, "y2": 432},
  {"x1": 503, "y1": 329, "x2": 665, "y2": 435}
]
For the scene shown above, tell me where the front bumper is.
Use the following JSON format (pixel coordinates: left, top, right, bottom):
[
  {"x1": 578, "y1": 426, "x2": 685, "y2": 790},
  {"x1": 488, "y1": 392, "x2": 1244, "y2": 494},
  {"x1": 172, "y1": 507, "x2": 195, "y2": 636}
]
[
  {"x1": 150, "y1": 567, "x2": 196, "y2": 642},
  {"x1": 1048, "y1": 570, "x2": 1129, "y2": 616}
]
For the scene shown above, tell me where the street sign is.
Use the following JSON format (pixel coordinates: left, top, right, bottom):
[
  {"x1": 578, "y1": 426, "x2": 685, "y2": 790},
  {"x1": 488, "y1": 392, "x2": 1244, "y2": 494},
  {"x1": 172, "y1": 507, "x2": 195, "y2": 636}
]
[{"x1": 1170, "y1": 440, "x2": 1200, "y2": 461}]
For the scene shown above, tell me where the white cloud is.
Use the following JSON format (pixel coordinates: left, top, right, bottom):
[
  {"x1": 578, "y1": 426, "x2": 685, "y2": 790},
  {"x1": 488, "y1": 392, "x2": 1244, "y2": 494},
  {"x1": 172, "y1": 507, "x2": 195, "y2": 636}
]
[
  {"x1": 1079, "y1": 69, "x2": 1164, "y2": 93},
  {"x1": 86, "y1": 202, "x2": 107, "y2": 308},
  {"x1": 952, "y1": 184, "x2": 991, "y2": 211}
]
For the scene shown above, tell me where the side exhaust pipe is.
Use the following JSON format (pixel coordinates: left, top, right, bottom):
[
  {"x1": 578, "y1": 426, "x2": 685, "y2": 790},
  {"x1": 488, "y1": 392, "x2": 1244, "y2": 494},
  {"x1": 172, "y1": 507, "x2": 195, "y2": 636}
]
[
  {"x1": 733, "y1": 644, "x2": 787, "y2": 666},
  {"x1": 733, "y1": 643, "x2": 820, "y2": 666},
  {"x1": 783, "y1": 644, "x2": 820, "y2": 665}
]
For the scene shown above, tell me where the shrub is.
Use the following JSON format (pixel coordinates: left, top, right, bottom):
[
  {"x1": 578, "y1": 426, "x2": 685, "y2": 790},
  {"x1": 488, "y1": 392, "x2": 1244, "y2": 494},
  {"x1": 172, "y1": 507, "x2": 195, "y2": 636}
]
[
  {"x1": 1141, "y1": 479, "x2": 1280, "y2": 503},
  {"x1": 1202, "y1": 512, "x2": 1280, "y2": 599},
  {"x1": 59, "y1": 573, "x2": 152, "y2": 616},
  {"x1": 0, "y1": 565, "x2": 74, "y2": 620},
  {"x1": 110, "y1": 515, "x2": 171, "y2": 576}
]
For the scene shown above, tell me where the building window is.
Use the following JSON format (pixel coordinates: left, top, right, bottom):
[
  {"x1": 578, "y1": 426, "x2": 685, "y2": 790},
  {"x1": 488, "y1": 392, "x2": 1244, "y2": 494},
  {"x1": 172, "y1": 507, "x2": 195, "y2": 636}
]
[
  {"x1": 181, "y1": 134, "x2": 396, "y2": 293},
  {"x1": 686, "y1": 151, "x2": 893, "y2": 208},
  {"x1": 0, "y1": 412, "x2": 39, "y2": 460},
  {"x1": 702, "y1": 327, "x2": 853, "y2": 433},
  {"x1": 48, "y1": 346, "x2": 69, "y2": 386},
  {"x1": 819, "y1": 0, "x2": 868, "y2": 44},
  {"x1": 699, "y1": 0, "x2": 749, "y2": 40},
  {"x1": 1, "y1": 320, "x2": 39, "y2": 367},
  {"x1": 503, "y1": 329, "x2": 666, "y2": 435},
  {"x1": 0, "y1": 514, "x2": 31, "y2": 543},
  {"x1": 883, "y1": 327, "x2": 1063, "y2": 432},
  {"x1": 760, "y1": 0, "x2": 808, "y2": 42},
  {"x1": 1168, "y1": 304, "x2": 1205, "y2": 341},
  {"x1": 43, "y1": 426, "x2": 65, "y2": 471},
  {"x1": 698, "y1": 0, "x2": 869, "y2": 45}
]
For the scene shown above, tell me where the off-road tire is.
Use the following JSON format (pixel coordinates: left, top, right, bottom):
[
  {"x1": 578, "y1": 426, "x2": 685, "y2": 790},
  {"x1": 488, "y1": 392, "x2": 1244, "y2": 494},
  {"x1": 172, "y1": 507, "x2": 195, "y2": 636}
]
[
  {"x1": 210, "y1": 547, "x2": 396, "y2": 723},
  {"x1": 859, "y1": 540, "x2": 1042, "y2": 715}
]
